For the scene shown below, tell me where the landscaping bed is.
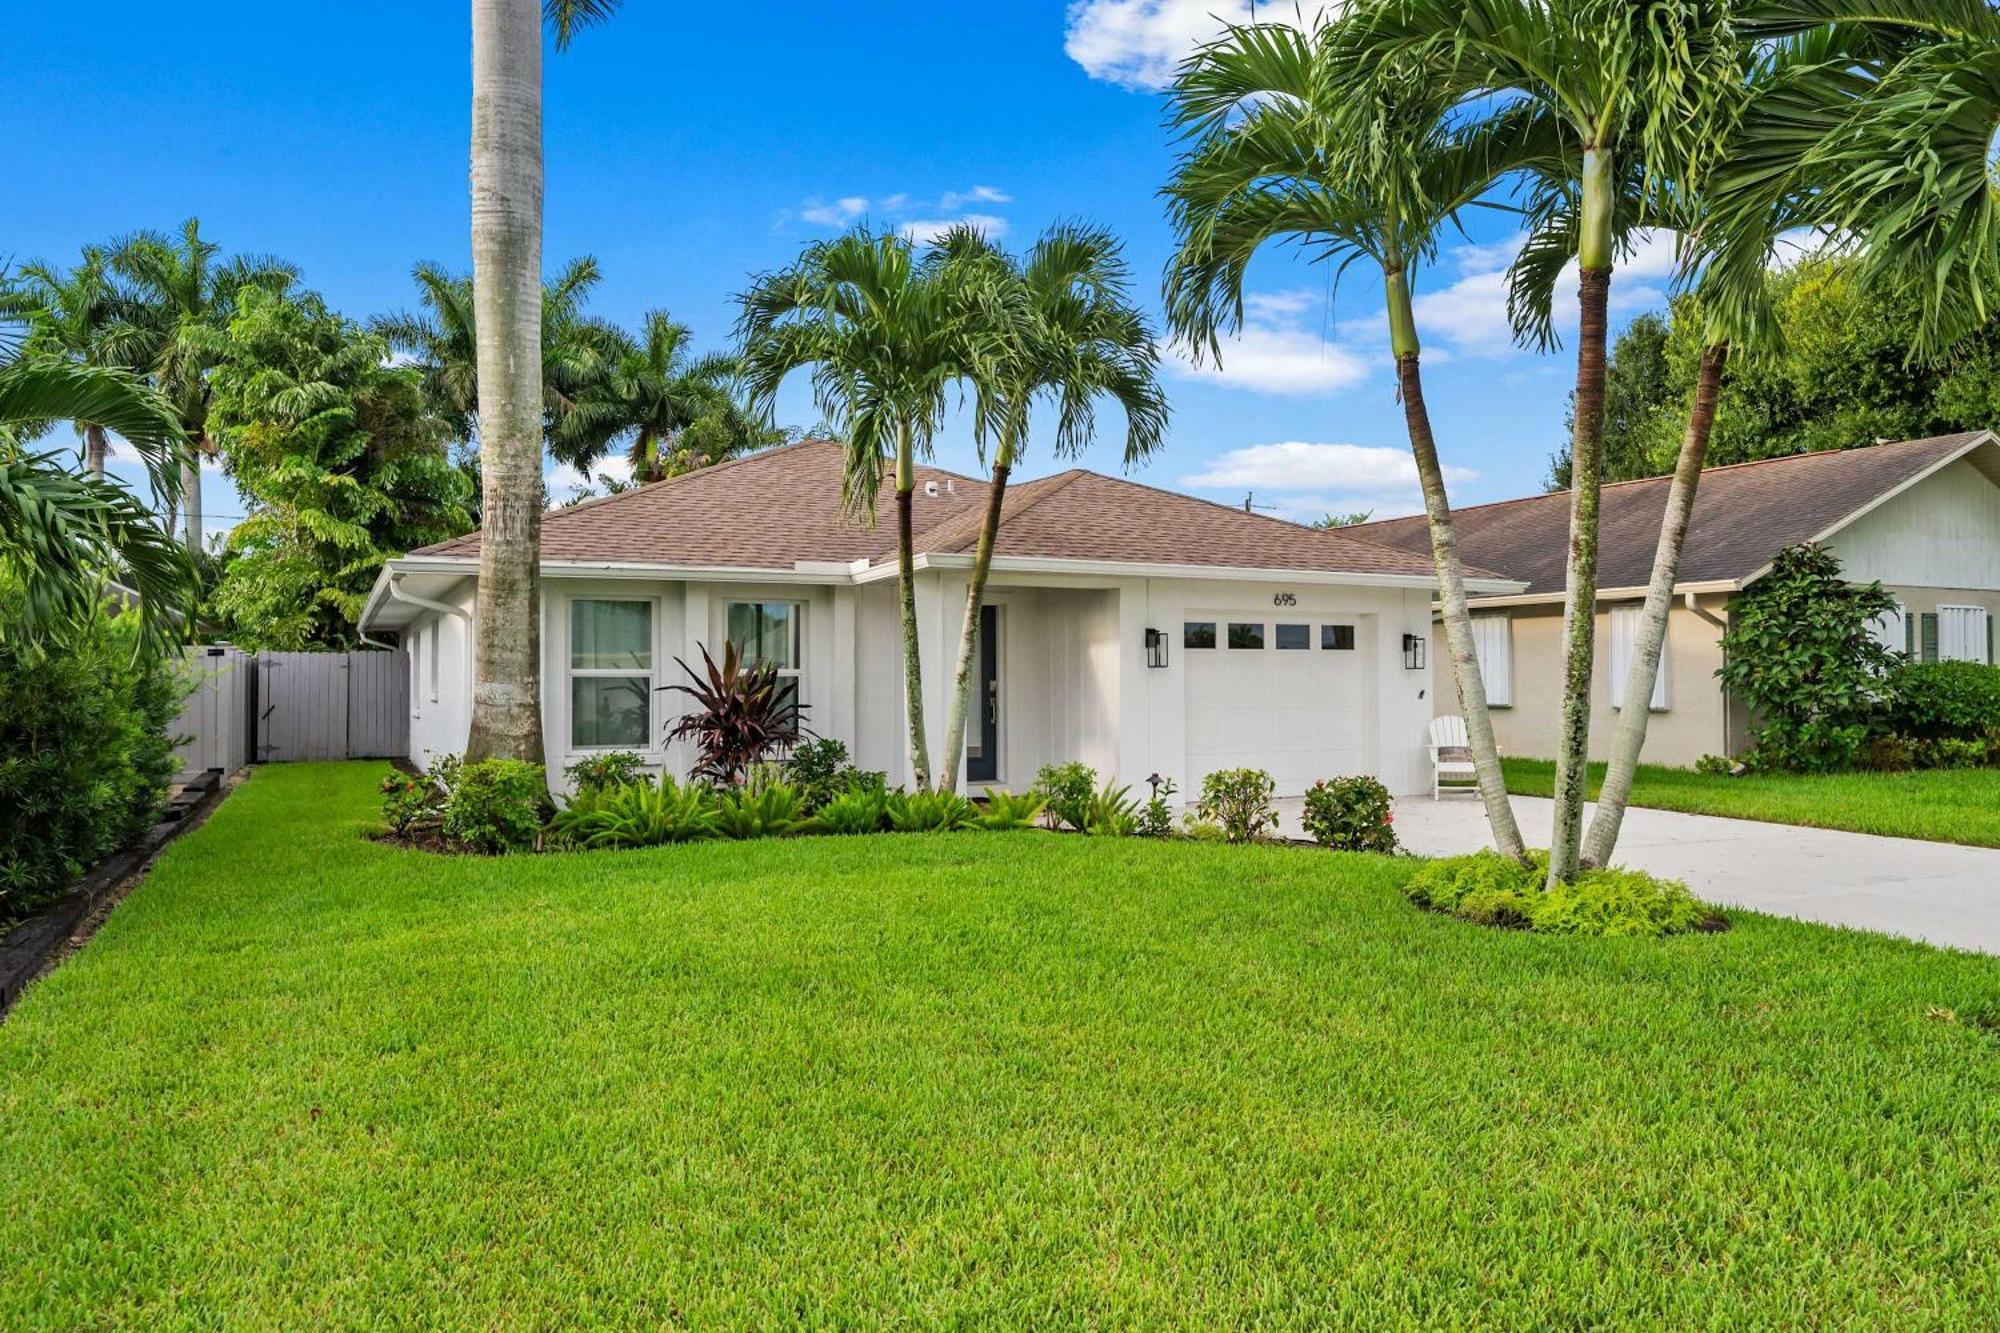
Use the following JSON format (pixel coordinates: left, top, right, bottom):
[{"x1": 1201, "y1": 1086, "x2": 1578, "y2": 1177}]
[{"x1": 4, "y1": 761, "x2": 1999, "y2": 1324}]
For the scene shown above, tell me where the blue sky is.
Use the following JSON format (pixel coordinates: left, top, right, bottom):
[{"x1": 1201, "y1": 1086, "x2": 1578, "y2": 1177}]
[{"x1": 8, "y1": 0, "x2": 1678, "y2": 539}]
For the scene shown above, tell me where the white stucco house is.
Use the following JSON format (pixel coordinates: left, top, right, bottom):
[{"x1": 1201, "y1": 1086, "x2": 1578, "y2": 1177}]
[{"x1": 357, "y1": 439, "x2": 1523, "y2": 797}]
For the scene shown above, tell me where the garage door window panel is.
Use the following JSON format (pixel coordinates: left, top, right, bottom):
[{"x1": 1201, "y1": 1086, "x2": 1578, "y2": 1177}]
[{"x1": 1228, "y1": 623, "x2": 1265, "y2": 650}]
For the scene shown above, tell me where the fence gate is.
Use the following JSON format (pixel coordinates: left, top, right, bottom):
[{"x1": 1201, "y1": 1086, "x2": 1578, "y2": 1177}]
[
  {"x1": 173, "y1": 646, "x2": 256, "y2": 779},
  {"x1": 255, "y1": 650, "x2": 409, "y2": 763}
]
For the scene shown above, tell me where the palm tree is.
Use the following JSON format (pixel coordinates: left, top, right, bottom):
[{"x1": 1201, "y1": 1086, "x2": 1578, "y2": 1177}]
[
  {"x1": 462, "y1": 0, "x2": 620, "y2": 764},
  {"x1": 932, "y1": 223, "x2": 1169, "y2": 794},
  {"x1": 551, "y1": 310, "x2": 779, "y2": 483},
  {"x1": 1164, "y1": 14, "x2": 1543, "y2": 859},
  {"x1": 373, "y1": 256, "x2": 627, "y2": 453},
  {"x1": 111, "y1": 219, "x2": 299, "y2": 553},
  {"x1": 737, "y1": 228, "x2": 1002, "y2": 790},
  {"x1": 1345, "y1": 0, "x2": 1744, "y2": 884},
  {"x1": 1581, "y1": 4, "x2": 2000, "y2": 864},
  {"x1": 0, "y1": 353, "x2": 195, "y2": 655},
  {"x1": 0, "y1": 250, "x2": 143, "y2": 477}
]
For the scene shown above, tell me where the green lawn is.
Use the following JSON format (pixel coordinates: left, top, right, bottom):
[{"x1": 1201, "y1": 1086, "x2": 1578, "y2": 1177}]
[
  {"x1": 4, "y1": 763, "x2": 1999, "y2": 1326},
  {"x1": 1501, "y1": 757, "x2": 2000, "y2": 847}
]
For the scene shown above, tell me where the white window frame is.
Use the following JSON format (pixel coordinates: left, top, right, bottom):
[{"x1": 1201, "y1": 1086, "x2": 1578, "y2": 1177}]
[
  {"x1": 1609, "y1": 605, "x2": 1669, "y2": 712},
  {"x1": 1937, "y1": 604, "x2": 1992, "y2": 664},
  {"x1": 426, "y1": 618, "x2": 441, "y2": 705},
  {"x1": 1470, "y1": 614, "x2": 1512, "y2": 708},
  {"x1": 726, "y1": 600, "x2": 805, "y2": 698},
  {"x1": 567, "y1": 596, "x2": 657, "y2": 752},
  {"x1": 409, "y1": 630, "x2": 424, "y2": 721}
]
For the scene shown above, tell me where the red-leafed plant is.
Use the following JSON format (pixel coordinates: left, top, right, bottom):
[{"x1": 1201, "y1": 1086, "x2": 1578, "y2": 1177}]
[{"x1": 662, "y1": 641, "x2": 809, "y2": 785}]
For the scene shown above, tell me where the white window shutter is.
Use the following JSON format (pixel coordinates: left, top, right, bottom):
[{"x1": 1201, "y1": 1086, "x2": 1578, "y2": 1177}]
[
  {"x1": 1471, "y1": 615, "x2": 1512, "y2": 707},
  {"x1": 1939, "y1": 606, "x2": 1990, "y2": 663},
  {"x1": 1867, "y1": 605, "x2": 1906, "y2": 656},
  {"x1": 1609, "y1": 607, "x2": 1669, "y2": 711}
]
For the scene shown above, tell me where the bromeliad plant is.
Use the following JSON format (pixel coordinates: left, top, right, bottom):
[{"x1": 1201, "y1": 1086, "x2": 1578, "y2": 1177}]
[{"x1": 662, "y1": 640, "x2": 809, "y2": 786}]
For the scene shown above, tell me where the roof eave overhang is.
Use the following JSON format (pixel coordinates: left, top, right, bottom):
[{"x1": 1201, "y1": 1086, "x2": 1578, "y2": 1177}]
[
  {"x1": 880, "y1": 551, "x2": 1524, "y2": 594},
  {"x1": 1458, "y1": 578, "x2": 1742, "y2": 609}
]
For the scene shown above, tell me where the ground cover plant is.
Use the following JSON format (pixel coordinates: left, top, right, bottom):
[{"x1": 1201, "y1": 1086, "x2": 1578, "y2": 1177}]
[
  {"x1": 1406, "y1": 851, "x2": 1716, "y2": 938},
  {"x1": 1503, "y1": 758, "x2": 2000, "y2": 848},
  {"x1": 3, "y1": 762, "x2": 1999, "y2": 1326}
]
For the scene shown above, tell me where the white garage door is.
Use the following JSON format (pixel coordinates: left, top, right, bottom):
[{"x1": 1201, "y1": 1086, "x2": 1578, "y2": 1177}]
[{"x1": 1183, "y1": 615, "x2": 1371, "y2": 797}]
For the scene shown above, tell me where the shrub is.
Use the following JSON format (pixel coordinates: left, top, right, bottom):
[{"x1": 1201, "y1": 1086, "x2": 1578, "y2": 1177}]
[
  {"x1": 780, "y1": 738, "x2": 884, "y2": 813},
  {"x1": 1715, "y1": 544, "x2": 1901, "y2": 772},
  {"x1": 1405, "y1": 850, "x2": 1714, "y2": 937},
  {"x1": 1085, "y1": 780, "x2": 1139, "y2": 837},
  {"x1": 564, "y1": 751, "x2": 647, "y2": 796},
  {"x1": 379, "y1": 771, "x2": 440, "y2": 835},
  {"x1": 1300, "y1": 776, "x2": 1397, "y2": 852},
  {"x1": 550, "y1": 776, "x2": 719, "y2": 849},
  {"x1": 663, "y1": 641, "x2": 809, "y2": 786},
  {"x1": 886, "y1": 789, "x2": 976, "y2": 833},
  {"x1": 809, "y1": 784, "x2": 891, "y2": 835},
  {"x1": 1857, "y1": 735, "x2": 1917, "y2": 772},
  {"x1": 439, "y1": 758, "x2": 551, "y2": 854},
  {"x1": 975, "y1": 788, "x2": 1046, "y2": 831},
  {"x1": 1693, "y1": 753, "x2": 1737, "y2": 777},
  {"x1": 0, "y1": 607, "x2": 186, "y2": 925},
  {"x1": 715, "y1": 782, "x2": 809, "y2": 839},
  {"x1": 1033, "y1": 761, "x2": 1097, "y2": 832},
  {"x1": 1888, "y1": 661, "x2": 2000, "y2": 741},
  {"x1": 1195, "y1": 768, "x2": 1278, "y2": 844},
  {"x1": 1910, "y1": 736, "x2": 1993, "y2": 771},
  {"x1": 1136, "y1": 775, "x2": 1177, "y2": 839}
]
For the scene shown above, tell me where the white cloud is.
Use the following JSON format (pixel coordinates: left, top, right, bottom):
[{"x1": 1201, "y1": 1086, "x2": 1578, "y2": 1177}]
[
  {"x1": 1163, "y1": 288, "x2": 1371, "y2": 395},
  {"x1": 1182, "y1": 441, "x2": 1474, "y2": 495},
  {"x1": 1411, "y1": 228, "x2": 1681, "y2": 358},
  {"x1": 900, "y1": 214, "x2": 1009, "y2": 245},
  {"x1": 799, "y1": 195, "x2": 869, "y2": 227},
  {"x1": 939, "y1": 184, "x2": 1011, "y2": 210},
  {"x1": 1065, "y1": 0, "x2": 1339, "y2": 91}
]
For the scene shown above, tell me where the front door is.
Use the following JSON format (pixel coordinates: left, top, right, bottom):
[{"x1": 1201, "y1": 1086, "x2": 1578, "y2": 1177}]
[{"x1": 966, "y1": 603, "x2": 1000, "y2": 784}]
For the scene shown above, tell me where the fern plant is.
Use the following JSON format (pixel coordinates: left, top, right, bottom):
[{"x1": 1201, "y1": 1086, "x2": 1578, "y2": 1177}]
[
  {"x1": 715, "y1": 782, "x2": 809, "y2": 839},
  {"x1": 808, "y1": 785, "x2": 891, "y2": 835},
  {"x1": 975, "y1": 787, "x2": 1046, "y2": 831},
  {"x1": 886, "y1": 789, "x2": 976, "y2": 833},
  {"x1": 550, "y1": 776, "x2": 720, "y2": 849},
  {"x1": 1085, "y1": 780, "x2": 1139, "y2": 837}
]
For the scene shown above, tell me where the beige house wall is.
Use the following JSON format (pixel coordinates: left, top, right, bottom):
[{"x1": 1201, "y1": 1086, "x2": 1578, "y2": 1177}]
[{"x1": 1433, "y1": 592, "x2": 1735, "y2": 769}]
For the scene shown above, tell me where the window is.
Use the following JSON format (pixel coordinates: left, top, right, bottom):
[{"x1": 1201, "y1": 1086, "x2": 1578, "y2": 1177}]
[
  {"x1": 1227, "y1": 622, "x2": 1264, "y2": 650},
  {"x1": 728, "y1": 601, "x2": 803, "y2": 704},
  {"x1": 1183, "y1": 621, "x2": 1217, "y2": 649},
  {"x1": 1608, "y1": 606, "x2": 1668, "y2": 711},
  {"x1": 1470, "y1": 615, "x2": 1512, "y2": 707},
  {"x1": 409, "y1": 633, "x2": 423, "y2": 718},
  {"x1": 1919, "y1": 612, "x2": 1940, "y2": 663},
  {"x1": 570, "y1": 598, "x2": 652, "y2": 749},
  {"x1": 1938, "y1": 605, "x2": 1992, "y2": 664},
  {"x1": 1275, "y1": 623, "x2": 1310, "y2": 650},
  {"x1": 426, "y1": 619, "x2": 440, "y2": 704},
  {"x1": 1321, "y1": 624, "x2": 1355, "y2": 651}
]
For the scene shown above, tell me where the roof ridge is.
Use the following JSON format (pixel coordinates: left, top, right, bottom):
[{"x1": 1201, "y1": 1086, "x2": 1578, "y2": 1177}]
[
  {"x1": 1348, "y1": 431, "x2": 1991, "y2": 532},
  {"x1": 1077, "y1": 464, "x2": 1430, "y2": 551},
  {"x1": 956, "y1": 469, "x2": 1088, "y2": 549}
]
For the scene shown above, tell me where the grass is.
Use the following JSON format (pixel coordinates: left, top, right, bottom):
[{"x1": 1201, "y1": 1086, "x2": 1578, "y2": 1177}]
[
  {"x1": 3, "y1": 762, "x2": 1999, "y2": 1325},
  {"x1": 1503, "y1": 757, "x2": 2000, "y2": 848}
]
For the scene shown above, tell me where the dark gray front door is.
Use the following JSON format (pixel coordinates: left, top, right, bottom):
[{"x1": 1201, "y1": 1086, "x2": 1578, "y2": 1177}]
[{"x1": 966, "y1": 604, "x2": 999, "y2": 784}]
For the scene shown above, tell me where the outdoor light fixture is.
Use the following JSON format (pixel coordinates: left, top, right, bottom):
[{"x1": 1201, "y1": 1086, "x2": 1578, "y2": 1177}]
[
  {"x1": 1403, "y1": 633, "x2": 1428, "y2": 671},
  {"x1": 1144, "y1": 627, "x2": 1169, "y2": 669}
]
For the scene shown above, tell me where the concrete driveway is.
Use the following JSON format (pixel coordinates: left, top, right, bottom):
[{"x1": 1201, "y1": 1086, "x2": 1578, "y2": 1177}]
[{"x1": 1270, "y1": 793, "x2": 2000, "y2": 955}]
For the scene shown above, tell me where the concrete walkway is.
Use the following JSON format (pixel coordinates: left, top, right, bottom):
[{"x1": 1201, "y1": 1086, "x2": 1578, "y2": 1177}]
[{"x1": 1270, "y1": 793, "x2": 2000, "y2": 955}]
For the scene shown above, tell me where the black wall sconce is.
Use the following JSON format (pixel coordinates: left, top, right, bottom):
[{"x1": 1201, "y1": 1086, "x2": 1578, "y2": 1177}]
[
  {"x1": 1144, "y1": 627, "x2": 1170, "y2": 669},
  {"x1": 1402, "y1": 633, "x2": 1428, "y2": 671}
]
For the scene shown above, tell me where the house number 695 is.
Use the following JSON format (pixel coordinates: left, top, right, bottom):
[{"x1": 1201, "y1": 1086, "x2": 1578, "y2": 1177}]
[{"x1": 1272, "y1": 592, "x2": 1297, "y2": 607}]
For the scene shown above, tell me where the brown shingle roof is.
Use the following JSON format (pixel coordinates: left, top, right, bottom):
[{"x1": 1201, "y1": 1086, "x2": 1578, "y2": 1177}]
[
  {"x1": 413, "y1": 437, "x2": 1465, "y2": 581},
  {"x1": 1347, "y1": 432, "x2": 1994, "y2": 595}
]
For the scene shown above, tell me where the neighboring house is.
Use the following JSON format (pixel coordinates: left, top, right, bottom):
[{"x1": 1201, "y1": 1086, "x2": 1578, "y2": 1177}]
[
  {"x1": 1348, "y1": 432, "x2": 2000, "y2": 768},
  {"x1": 357, "y1": 440, "x2": 1521, "y2": 797}
]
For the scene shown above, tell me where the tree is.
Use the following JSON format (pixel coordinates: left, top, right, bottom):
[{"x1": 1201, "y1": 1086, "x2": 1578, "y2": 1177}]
[
  {"x1": 737, "y1": 229, "x2": 1001, "y2": 791},
  {"x1": 372, "y1": 256, "x2": 627, "y2": 454},
  {"x1": 1546, "y1": 311, "x2": 1674, "y2": 487},
  {"x1": 204, "y1": 289, "x2": 474, "y2": 649},
  {"x1": 462, "y1": 0, "x2": 620, "y2": 765},
  {"x1": 1348, "y1": 0, "x2": 1745, "y2": 884},
  {"x1": 0, "y1": 250, "x2": 147, "y2": 478},
  {"x1": 552, "y1": 310, "x2": 781, "y2": 483},
  {"x1": 933, "y1": 223, "x2": 1169, "y2": 794},
  {"x1": 1312, "y1": 509, "x2": 1375, "y2": 529},
  {"x1": 0, "y1": 353, "x2": 195, "y2": 656},
  {"x1": 1165, "y1": 13, "x2": 1542, "y2": 860},
  {"x1": 111, "y1": 219, "x2": 299, "y2": 553}
]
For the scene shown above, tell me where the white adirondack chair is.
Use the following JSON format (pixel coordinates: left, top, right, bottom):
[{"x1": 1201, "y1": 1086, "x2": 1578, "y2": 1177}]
[{"x1": 1428, "y1": 715, "x2": 1477, "y2": 800}]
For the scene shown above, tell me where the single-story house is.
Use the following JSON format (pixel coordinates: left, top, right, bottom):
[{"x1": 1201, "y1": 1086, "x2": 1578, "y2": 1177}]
[
  {"x1": 1346, "y1": 431, "x2": 2000, "y2": 768},
  {"x1": 358, "y1": 439, "x2": 1523, "y2": 796}
]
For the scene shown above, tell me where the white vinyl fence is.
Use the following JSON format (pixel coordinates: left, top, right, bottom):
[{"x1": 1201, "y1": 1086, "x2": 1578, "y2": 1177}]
[{"x1": 173, "y1": 645, "x2": 408, "y2": 779}]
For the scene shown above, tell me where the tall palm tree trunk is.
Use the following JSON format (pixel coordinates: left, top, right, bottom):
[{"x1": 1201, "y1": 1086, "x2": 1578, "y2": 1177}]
[
  {"x1": 180, "y1": 452, "x2": 202, "y2": 551},
  {"x1": 1548, "y1": 150, "x2": 1618, "y2": 886},
  {"x1": 938, "y1": 443, "x2": 1014, "y2": 795},
  {"x1": 464, "y1": 0, "x2": 547, "y2": 764},
  {"x1": 1387, "y1": 272, "x2": 1528, "y2": 861},
  {"x1": 1582, "y1": 342, "x2": 1727, "y2": 867},
  {"x1": 84, "y1": 424, "x2": 108, "y2": 478},
  {"x1": 895, "y1": 423, "x2": 932, "y2": 790}
]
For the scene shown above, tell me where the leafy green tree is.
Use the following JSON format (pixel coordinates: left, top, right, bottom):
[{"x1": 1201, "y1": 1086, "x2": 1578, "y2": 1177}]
[
  {"x1": 205, "y1": 289, "x2": 472, "y2": 649},
  {"x1": 931, "y1": 223, "x2": 1168, "y2": 794},
  {"x1": 111, "y1": 219, "x2": 299, "y2": 552},
  {"x1": 0, "y1": 250, "x2": 149, "y2": 477},
  {"x1": 552, "y1": 310, "x2": 780, "y2": 483},
  {"x1": 738, "y1": 228, "x2": 1005, "y2": 790}
]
